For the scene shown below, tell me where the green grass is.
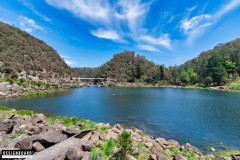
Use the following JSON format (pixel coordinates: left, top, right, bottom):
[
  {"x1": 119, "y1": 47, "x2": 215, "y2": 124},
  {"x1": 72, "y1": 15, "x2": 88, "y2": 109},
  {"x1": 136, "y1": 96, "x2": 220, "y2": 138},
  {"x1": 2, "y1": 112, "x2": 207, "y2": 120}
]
[
  {"x1": 161, "y1": 146, "x2": 215, "y2": 160},
  {"x1": 16, "y1": 110, "x2": 33, "y2": 116},
  {"x1": 102, "y1": 139, "x2": 115, "y2": 156},
  {"x1": 11, "y1": 130, "x2": 28, "y2": 139},
  {"x1": 20, "y1": 90, "x2": 50, "y2": 98},
  {"x1": 91, "y1": 147, "x2": 105, "y2": 160},
  {"x1": 48, "y1": 116, "x2": 78, "y2": 127},
  {"x1": 135, "y1": 142, "x2": 151, "y2": 160},
  {"x1": 90, "y1": 139, "x2": 116, "y2": 160},
  {"x1": 96, "y1": 126, "x2": 108, "y2": 134},
  {"x1": 213, "y1": 149, "x2": 240, "y2": 158},
  {"x1": 0, "y1": 106, "x2": 12, "y2": 111},
  {"x1": 228, "y1": 80, "x2": 240, "y2": 90}
]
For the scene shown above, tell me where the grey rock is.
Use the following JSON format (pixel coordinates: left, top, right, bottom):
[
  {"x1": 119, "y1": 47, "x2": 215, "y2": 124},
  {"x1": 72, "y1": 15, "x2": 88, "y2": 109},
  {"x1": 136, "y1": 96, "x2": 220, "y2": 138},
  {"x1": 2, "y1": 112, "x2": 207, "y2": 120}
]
[
  {"x1": 25, "y1": 136, "x2": 88, "y2": 160},
  {"x1": 145, "y1": 142, "x2": 153, "y2": 148},
  {"x1": 32, "y1": 114, "x2": 47, "y2": 124},
  {"x1": 174, "y1": 155, "x2": 187, "y2": 160},
  {"x1": 115, "y1": 124, "x2": 123, "y2": 130},
  {"x1": 0, "y1": 122, "x2": 14, "y2": 134},
  {"x1": 100, "y1": 130, "x2": 118, "y2": 140},
  {"x1": 33, "y1": 142, "x2": 45, "y2": 151},
  {"x1": 53, "y1": 155, "x2": 65, "y2": 160},
  {"x1": 224, "y1": 157, "x2": 232, "y2": 160},
  {"x1": 63, "y1": 127, "x2": 81, "y2": 137},
  {"x1": 126, "y1": 154, "x2": 137, "y2": 160},
  {"x1": 152, "y1": 142, "x2": 163, "y2": 155},
  {"x1": 89, "y1": 131, "x2": 100, "y2": 145},
  {"x1": 82, "y1": 152, "x2": 91, "y2": 160},
  {"x1": 65, "y1": 147, "x2": 83, "y2": 160},
  {"x1": 131, "y1": 132, "x2": 142, "y2": 142},
  {"x1": 32, "y1": 130, "x2": 68, "y2": 144},
  {"x1": 0, "y1": 82, "x2": 10, "y2": 92},
  {"x1": 150, "y1": 154, "x2": 157, "y2": 160},
  {"x1": 82, "y1": 141, "x2": 93, "y2": 151},
  {"x1": 132, "y1": 148, "x2": 139, "y2": 156},
  {"x1": 14, "y1": 137, "x2": 33, "y2": 150},
  {"x1": 156, "y1": 153, "x2": 167, "y2": 160},
  {"x1": 184, "y1": 143, "x2": 202, "y2": 156},
  {"x1": 155, "y1": 138, "x2": 167, "y2": 145},
  {"x1": 232, "y1": 154, "x2": 240, "y2": 160},
  {"x1": 96, "y1": 123, "x2": 110, "y2": 129}
]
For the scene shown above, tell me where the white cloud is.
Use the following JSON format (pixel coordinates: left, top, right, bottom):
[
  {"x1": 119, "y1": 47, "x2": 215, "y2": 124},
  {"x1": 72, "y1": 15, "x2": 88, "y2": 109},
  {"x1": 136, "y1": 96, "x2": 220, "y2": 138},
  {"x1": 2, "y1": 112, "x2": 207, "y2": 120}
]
[
  {"x1": 139, "y1": 34, "x2": 171, "y2": 48},
  {"x1": 45, "y1": 0, "x2": 111, "y2": 24},
  {"x1": 115, "y1": 0, "x2": 149, "y2": 33},
  {"x1": 214, "y1": 0, "x2": 240, "y2": 19},
  {"x1": 64, "y1": 59, "x2": 76, "y2": 66},
  {"x1": 18, "y1": 16, "x2": 44, "y2": 33},
  {"x1": 61, "y1": 55, "x2": 76, "y2": 66},
  {"x1": 18, "y1": 0, "x2": 51, "y2": 22},
  {"x1": 45, "y1": 0, "x2": 171, "y2": 50},
  {"x1": 180, "y1": 14, "x2": 213, "y2": 42},
  {"x1": 180, "y1": 0, "x2": 240, "y2": 43},
  {"x1": 91, "y1": 29, "x2": 122, "y2": 42},
  {"x1": 138, "y1": 45, "x2": 160, "y2": 52}
]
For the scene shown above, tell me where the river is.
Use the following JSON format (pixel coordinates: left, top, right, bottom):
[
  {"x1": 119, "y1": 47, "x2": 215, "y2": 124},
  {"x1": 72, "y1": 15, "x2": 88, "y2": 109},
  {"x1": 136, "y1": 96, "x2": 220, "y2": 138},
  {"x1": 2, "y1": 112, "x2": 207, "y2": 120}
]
[{"x1": 0, "y1": 87, "x2": 240, "y2": 151}]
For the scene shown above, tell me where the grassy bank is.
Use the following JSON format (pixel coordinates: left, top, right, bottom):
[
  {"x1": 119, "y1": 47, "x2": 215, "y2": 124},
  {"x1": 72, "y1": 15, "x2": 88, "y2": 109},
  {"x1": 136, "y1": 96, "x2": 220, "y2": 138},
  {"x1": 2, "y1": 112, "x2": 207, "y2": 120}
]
[{"x1": 19, "y1": 89, "x2": 66, "y2": 98}]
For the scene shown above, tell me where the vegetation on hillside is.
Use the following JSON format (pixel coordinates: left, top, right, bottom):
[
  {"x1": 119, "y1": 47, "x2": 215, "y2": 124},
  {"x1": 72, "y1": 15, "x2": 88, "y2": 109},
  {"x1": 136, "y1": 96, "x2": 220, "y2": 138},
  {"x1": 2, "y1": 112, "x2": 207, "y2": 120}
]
[
  {"x1": 74, "y1": 39, "x2": 240, "y2": 87},
  {"x1": 0, "y1": 21, "x2": 73, "y2": 80}
]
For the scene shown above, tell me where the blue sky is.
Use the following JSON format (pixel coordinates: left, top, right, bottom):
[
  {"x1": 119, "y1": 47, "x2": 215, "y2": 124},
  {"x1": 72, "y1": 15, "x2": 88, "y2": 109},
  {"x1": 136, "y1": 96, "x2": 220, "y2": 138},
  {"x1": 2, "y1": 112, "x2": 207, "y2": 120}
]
[{"x1": 0, "y1": 0, "x2": 240, "y2": 67}]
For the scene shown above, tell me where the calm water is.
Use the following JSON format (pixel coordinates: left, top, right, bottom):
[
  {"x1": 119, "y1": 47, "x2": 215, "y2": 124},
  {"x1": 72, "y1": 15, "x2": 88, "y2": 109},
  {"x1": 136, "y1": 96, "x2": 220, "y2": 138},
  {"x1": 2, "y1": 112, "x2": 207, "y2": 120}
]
[{"x1": 0, "y1": 88, "x2": 240, "y2": 151}]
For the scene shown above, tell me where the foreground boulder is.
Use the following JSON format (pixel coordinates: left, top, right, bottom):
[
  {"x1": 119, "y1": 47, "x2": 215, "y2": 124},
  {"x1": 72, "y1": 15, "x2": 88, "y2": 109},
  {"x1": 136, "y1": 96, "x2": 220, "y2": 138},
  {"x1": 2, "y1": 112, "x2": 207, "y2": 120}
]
[
  {"x1": 232, "y1": 154, "x2": 240, "y2": 160},
  {"x1": 183, "y1": 143, "x2": 203, "y2": 156},
  {"x1": 0, "y1": 122, "x2": 14, "y2": 134},
  {"x1": 82, "y1": 141, "x2": 93, "y2": 151},
  {"x1": 32, "y1": 114, "x2": 47, "y2": 124},
  {"x1": 14, "y1": 137, "x2": 33, "y2": 150},
  {"x1": 174, "y1": 155, "x2": 188, "y2": 160},
  {"x1": 65, "y1": 147, "x2": 83, "y2": 160},
  {"x1": 33, "y1": 142, "x2": 45, "y2": 151},
  {"x1": 32, "y1": 130, "x2": 68, "y2": 145},
  {"x1": 25, "y1": 135, "x2": 88, "y2": 160}
]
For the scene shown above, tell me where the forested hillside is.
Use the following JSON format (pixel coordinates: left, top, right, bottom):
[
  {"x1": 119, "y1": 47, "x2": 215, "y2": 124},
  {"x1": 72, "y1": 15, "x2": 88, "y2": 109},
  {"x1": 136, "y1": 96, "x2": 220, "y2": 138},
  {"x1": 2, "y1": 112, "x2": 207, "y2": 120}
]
[
  {"x1": 0, "y1": 21, "x2": 73, "y2": 80},
  {"x1": 75, "y1": 39, "x2": 240, "y2": 86},
  {"x1": 177, "y1": 39, "x2": 240, "y2": 85},
  {"x1": 75, "y1": 51, "x2": 164, "y2": 83}
]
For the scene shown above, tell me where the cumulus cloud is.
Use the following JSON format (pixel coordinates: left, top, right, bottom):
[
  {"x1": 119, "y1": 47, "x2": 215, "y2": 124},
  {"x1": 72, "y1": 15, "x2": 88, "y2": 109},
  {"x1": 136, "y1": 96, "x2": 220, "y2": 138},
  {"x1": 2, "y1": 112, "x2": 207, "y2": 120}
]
[
  {"x1": 138, "y1": 45, "x2": 160, "y2": 52},
  {"x1": 91, "y1": 29, "x2": 122, "y2": 42},
  {"x1": 18, "y1": 16, "x2": 44, "y2": 33}
]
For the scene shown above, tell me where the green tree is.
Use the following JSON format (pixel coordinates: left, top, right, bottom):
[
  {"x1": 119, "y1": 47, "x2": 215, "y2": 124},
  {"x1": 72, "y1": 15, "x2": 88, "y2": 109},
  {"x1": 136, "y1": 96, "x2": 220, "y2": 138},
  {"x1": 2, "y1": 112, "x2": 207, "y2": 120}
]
[
  {"x1": 207, "y1": 54, "x2": 227, "y2": 85},
  {"x1": 179, "y1": 71, "x2": 190, "y2": 85},
  {"x1": 159, "y1": 65, "x2": 165, "y2": 80},
  {"x1": 136, "y1": 63, "x2": 143, "y2": 79},
  {"x1": 179, "y1": 68, "x2": 197, "y2": 85}
]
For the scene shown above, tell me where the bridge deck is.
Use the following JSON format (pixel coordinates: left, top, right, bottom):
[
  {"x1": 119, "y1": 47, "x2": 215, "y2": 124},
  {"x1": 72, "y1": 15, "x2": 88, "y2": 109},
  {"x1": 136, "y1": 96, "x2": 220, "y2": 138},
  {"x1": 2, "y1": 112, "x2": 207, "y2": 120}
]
[{"x1": 73, "y1": 78, "x2": 109, "y2": 80}]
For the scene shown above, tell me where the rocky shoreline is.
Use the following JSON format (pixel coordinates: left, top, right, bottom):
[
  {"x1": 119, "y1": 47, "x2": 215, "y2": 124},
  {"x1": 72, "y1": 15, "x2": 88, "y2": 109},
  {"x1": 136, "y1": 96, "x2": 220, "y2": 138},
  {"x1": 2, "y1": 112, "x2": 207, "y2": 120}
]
[
  {"x1": 1, "y1": 79, "x2": 239, "y2": 100},
  {"x1": 0, "y1": 107, "x2": 239, "y2": 160},
  {"x1": 0, "y1": 81, "x2": 84, "y2": 99}
]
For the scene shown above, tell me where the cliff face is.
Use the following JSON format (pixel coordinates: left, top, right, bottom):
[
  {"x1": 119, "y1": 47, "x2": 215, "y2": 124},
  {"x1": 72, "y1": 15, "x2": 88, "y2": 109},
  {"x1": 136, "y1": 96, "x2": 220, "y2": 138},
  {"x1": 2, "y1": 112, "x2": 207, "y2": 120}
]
[{"x1": 0, "y1": 21, "x2": 73, "y2": 80}]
